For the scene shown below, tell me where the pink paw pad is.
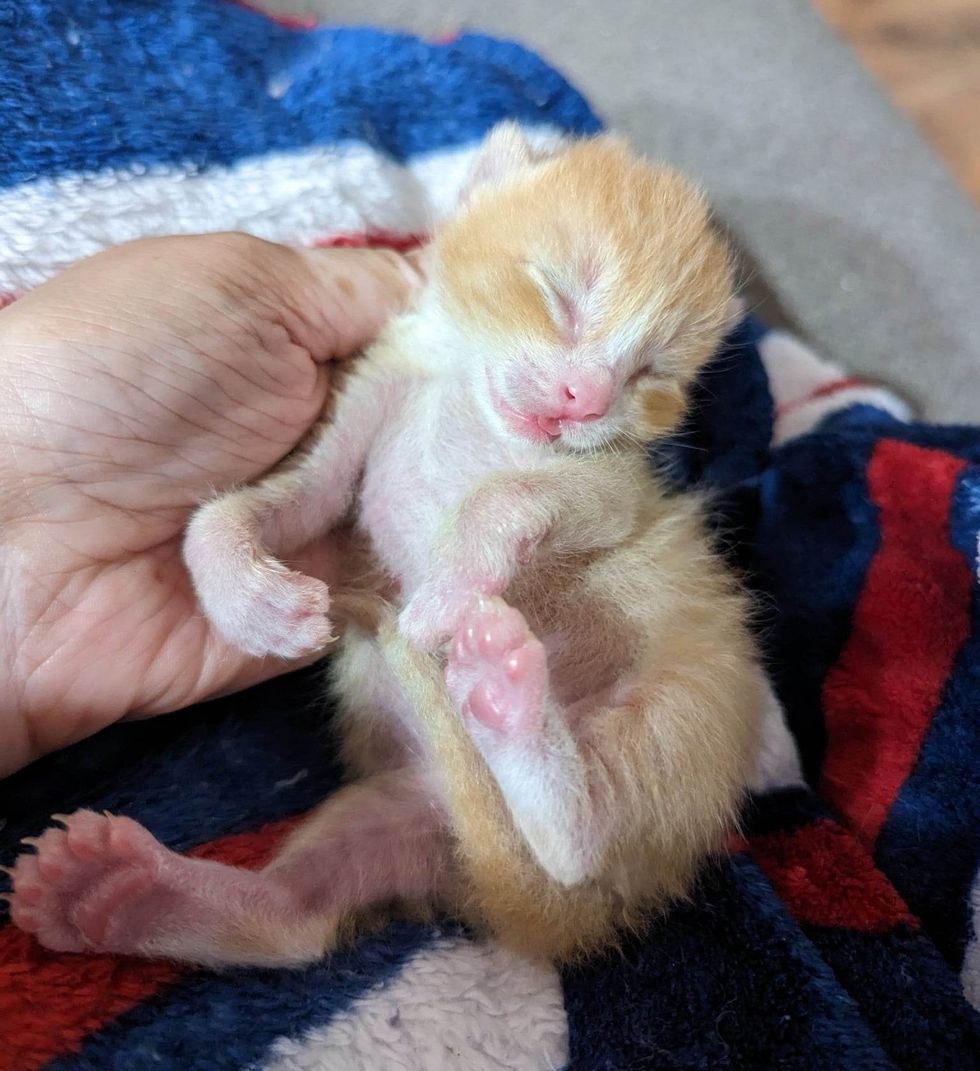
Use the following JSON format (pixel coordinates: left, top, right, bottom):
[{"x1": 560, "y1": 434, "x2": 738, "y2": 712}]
[
  {"x1": 5, "y1": 810, "x2": 174, "y2": 954},
  {"x1": 446, "y1": 597, "x2": 548, "y2": 738}
]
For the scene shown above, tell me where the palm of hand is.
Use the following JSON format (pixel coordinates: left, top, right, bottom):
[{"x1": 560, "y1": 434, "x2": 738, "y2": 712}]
[{"x1": 0, "y1": 235, "x2": 413, "y2": 773}]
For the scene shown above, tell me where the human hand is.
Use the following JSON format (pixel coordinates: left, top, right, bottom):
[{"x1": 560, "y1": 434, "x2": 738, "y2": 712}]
[{"x1": 0, "y1": 233, "x2": 420, "y2": 775}]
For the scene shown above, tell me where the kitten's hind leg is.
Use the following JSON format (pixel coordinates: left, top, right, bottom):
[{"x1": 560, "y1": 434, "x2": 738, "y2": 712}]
[
  {"x1": 445, "y1": 597, "x2": 611, "y2": 887},
  {"x1": 7, "y1": 769, "x2": 449, "y2": 968},
  {"x1": 445, "y1": 595, "x2": 758, "y2": 896}
]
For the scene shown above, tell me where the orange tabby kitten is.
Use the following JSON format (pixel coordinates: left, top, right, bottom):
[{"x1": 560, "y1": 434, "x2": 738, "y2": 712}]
[{"x1": 8, "y1": 125, "x2": 764, "y2": 966}]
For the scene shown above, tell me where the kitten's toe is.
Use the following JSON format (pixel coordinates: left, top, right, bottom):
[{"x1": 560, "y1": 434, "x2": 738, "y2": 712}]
[
  {"x1": 6, "y1": 810, "x2": 178, "y2": 955},
  {"x1": 446, "y1": 597, "x2": 548, "y2": 739},
  {"x1": 247, "y1": 571, "x2": 334, "y2": 658}
]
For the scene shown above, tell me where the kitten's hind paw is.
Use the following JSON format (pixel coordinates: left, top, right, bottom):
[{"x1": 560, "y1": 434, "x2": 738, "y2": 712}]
[
  {"x1": 7, "y1": 810, "x2": 176, "y2": 955},
  {"x1": 445, "y1": 597, "x2": 548, "y2": 741}
]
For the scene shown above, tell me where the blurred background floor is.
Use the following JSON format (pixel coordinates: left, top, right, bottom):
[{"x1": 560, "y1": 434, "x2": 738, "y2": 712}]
[{"x1": 813, "y1": 0, "x2": 980, "y2": 204}]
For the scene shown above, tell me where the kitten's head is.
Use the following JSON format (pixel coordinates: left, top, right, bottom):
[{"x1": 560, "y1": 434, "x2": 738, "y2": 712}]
[{"x1": 427, "y1": 123, "x2": 735, "y2": 452}]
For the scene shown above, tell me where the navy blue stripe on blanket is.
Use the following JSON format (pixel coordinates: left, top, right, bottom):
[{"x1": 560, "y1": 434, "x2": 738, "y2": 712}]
[
  {"x1": 0, "y1": 0, "x2": 601, "y2": 189},
  {"x1": 874, "y1": 465, "x2": 980, "y2": 968},
  {"x1": 805, "y1": 927, "x2": 980, "y2": 1070},
  {"x1": 562, "y1": 853, "x2": 899, "y2": 1071},
  {"x1": 750, "y1": 790, "x2": 980, "y2": 1070},
  {"x1": 656, "y1": 328, "x2": 882, "y2": 788},
  {"x1": 0, "y1": 666, "x2": 341, "y2": 862}
]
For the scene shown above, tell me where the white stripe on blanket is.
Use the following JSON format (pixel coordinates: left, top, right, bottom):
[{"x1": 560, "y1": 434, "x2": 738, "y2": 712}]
[
  {"x1": 758, "y1": 330, "x2": 911, "y2": 445},
  {"x1": 0, "y1": 126, "x2": 567, "y2": 293},
  {"x1": 960, "y1": 871, "x2": 980, "y2": 1011},
  {"x1": 257, "y1": 937, "x2": 568, "y2": 1071},
  {"x1": 748, "y1": 675, "x2": 805, "y2": 793}
]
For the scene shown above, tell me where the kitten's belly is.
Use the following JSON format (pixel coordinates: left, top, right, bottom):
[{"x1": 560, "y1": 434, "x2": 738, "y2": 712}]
[
  {"x1": 357, "y1": 421, "x2": 510, "y2": 591},
  {"x1": 508, "y1": 556, "x2": 636, "y2": 709},
  {"x1": 357, "y1": 445, "x2": 448, "y2": 590}
]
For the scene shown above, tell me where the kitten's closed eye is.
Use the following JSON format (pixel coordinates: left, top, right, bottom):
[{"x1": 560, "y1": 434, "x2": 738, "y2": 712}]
[
  {"x1": 626, "y1": 363, "x2": 663, "y2": 387},
  {"x1": 625, "y1": 340, "x2": 670, "y2": 386}
]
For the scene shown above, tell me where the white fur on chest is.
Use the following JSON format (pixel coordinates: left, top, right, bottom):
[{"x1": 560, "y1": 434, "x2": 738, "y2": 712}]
[{"x1": 355, "y1": 360, "x2": 546, "y2": 593}]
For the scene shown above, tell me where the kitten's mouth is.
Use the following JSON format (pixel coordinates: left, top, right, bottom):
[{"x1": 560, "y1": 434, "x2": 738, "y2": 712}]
[
  {"x1": 490, "y1": 386, "x2": 617, "y2": 450},
  {"x1": 491, "y1": 392, "x2": 562, "y2": 444}
]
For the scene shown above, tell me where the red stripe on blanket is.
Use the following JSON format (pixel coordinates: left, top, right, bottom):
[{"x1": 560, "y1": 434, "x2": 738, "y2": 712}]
[
  {"x1": 775, "y1": 376, "x2": 873, "y2": 419},
  {"x1": 751, "y1": 819, "x2": 917, "y2": 931},
  {"x1": 313, "y1": 231, "x2": 425, "y2": 253},
  {"x1": 225, "y1": 1, "x2": 318, "y2": 30},
  {"x1": 0, "y1": 816, "x2": 302, "y2": 1071},
  {"x1": 819, "y1": 440, "x2": 972, "y2": 843}
]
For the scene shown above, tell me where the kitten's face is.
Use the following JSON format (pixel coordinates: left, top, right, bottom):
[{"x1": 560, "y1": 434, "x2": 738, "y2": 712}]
[{"x1": 433, "y1": 129, "x2": 734, "y2": 453}]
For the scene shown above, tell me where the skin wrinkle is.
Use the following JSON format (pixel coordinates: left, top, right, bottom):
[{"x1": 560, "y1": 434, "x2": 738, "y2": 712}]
[
  {"x1": 155, "y1": 312, "x2": 309, "y2": 404},
  {"x1": 158, "y1": 352, "x2": 320, "y2": 424},
  {"x1": 292, "y1": 253, "x2": 419, "y2": 360},
  {"x1": 27, "y1": 495, "x2": 185, "y2": 561},
  {"x1": 105, "y1": 364, "x2": 275, "y2": 442},
  {"x1": 23, "y1": 363, "x2": 304, "y2": 472},
  {"x1": 245, "y1": 340, "x2": 315, "y2": 396},
  {"x1": 21, "y1": 554, "x2": 200, "y2": 705},
  {"x1": 195, "y1": 359, "x2": 326, "y2": 431},
  {"x1": 9, "y1": 397, "x2": 162, "y2": 445},
  {"x1": 100, "y1": 298, "x2": 327, "y2": 429},
  {"x1": 14, "y1": 447, "x2": 174, "y2": 497}
]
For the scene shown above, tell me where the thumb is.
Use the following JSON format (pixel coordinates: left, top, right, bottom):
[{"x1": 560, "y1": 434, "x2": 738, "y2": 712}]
[{"x1": 283, "y1": 245, "x2": 426, "y2": 362}]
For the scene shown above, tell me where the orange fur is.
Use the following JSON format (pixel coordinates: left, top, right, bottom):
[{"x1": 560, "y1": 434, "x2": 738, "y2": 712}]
[
  {"x1": 439, "y1": 133, "x2": 734, "y2": 419},
  {"x1": 179, "y1": 127, "x2": 762, "y2": 966},
  {"x1": 375, "y1": 481, "x2": 761, "y2": 961},
  {"x1": 338, "y1": 133, "x2": 758, "y2": 960},
  {"x1": 636, "y1": 379, "x2": 689, "y2": 438}
]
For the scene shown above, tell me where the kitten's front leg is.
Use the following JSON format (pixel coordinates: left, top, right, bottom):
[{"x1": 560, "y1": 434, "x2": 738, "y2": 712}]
[
  {"x1": 399, "y1": 477, "x2": 554, "y2": 649},
  {"x1": 185, "y1": 368, "x2": 391, "y2": 658},
  {"x1": 399, "y1": 461, "x2": 639, "y2": 650}
]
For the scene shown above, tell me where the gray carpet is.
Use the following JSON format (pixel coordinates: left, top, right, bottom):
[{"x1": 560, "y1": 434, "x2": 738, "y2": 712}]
[{"x1": 266, "y1": 0, "x2": 980, "y2": 419}]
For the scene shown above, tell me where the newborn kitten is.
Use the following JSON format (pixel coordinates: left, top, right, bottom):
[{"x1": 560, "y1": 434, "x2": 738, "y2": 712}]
[{"x1": 7, "y1": 125, "x2": 764, "y2": 965}]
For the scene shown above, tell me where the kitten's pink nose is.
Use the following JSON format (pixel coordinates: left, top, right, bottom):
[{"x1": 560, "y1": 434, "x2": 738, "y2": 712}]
[{"x1": 557, "y1": 372, "x2": 613, "y2": 421}]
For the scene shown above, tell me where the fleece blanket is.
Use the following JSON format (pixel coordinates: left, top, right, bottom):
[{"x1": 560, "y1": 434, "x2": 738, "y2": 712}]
[{"x1": 2, "y1": 2, "x2": 980, "y2": 1068}]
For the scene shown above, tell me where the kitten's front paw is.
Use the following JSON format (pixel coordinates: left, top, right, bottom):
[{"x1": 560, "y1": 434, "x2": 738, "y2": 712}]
[
  {"x1": 203, "y1": 565, "x2": 333, "y2": 659},
  {"x1": 399, "y1": 582, "x2": 486, "y2": 651},
  {"x1": 225, "y1": 567, "x2": 334, "y2": 659},
  {"x1": 185, "y1": 502, "x2": 334, "y2": 659}
]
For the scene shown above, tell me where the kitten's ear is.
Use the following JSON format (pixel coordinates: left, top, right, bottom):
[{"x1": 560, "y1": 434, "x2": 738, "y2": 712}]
[{"x1": 459, "y1": 121, "x2": 534, "y2": 205}]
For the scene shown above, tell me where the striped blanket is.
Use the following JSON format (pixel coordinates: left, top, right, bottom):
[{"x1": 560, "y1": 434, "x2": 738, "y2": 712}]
[{"x1": 2, "y1": 2, "x2": 980, "y2": 1068}]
